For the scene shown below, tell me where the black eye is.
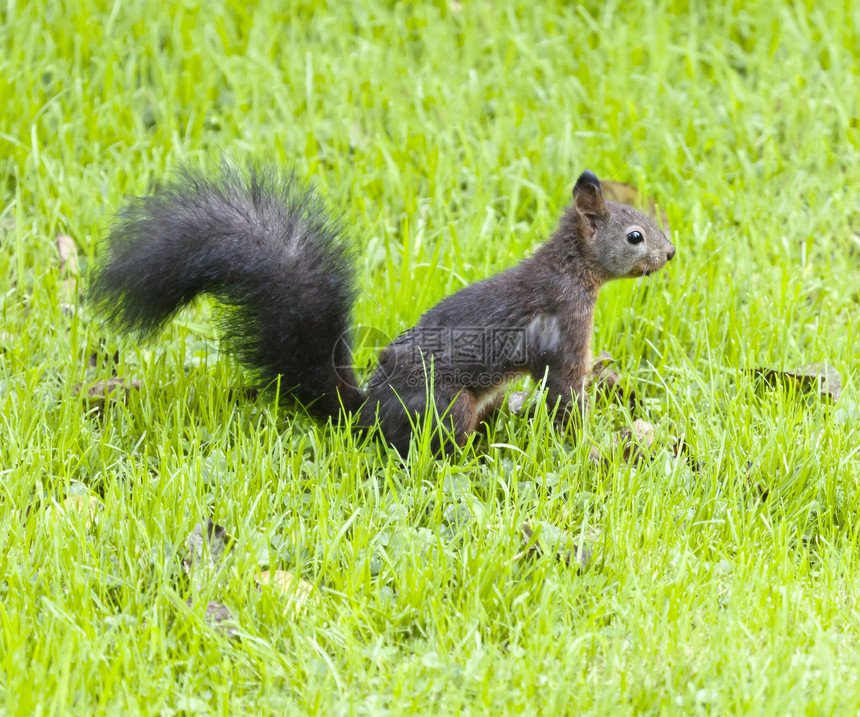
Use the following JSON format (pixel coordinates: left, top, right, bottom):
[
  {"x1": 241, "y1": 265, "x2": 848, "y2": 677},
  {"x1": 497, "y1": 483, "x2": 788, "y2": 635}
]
[{"x1": 626, "y1": 230, "x2": 644, "y2": 245}]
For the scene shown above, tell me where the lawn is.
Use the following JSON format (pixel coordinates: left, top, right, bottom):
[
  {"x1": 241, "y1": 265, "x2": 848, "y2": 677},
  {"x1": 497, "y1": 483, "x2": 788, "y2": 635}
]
[{"x1": 1, "y1": 0, "x2": 859, "y2": 714}]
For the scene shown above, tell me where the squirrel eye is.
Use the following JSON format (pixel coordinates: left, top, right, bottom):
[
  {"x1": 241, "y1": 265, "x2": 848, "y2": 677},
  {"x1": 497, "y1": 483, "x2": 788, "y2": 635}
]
[{"x1": 626, "y1": 230, "x2": 644, "y2": 245}]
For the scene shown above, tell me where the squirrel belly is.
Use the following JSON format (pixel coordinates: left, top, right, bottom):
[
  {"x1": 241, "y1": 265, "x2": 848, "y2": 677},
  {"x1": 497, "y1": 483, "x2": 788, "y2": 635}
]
[{"x1": 90, "y1": 165, "x2": 675, "y2": 455}]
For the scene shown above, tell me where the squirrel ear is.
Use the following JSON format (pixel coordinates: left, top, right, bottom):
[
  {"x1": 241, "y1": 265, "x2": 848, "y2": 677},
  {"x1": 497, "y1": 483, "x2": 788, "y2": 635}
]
[{"x1": 572, "y1": 170, "x2": 608, "y2": 219}]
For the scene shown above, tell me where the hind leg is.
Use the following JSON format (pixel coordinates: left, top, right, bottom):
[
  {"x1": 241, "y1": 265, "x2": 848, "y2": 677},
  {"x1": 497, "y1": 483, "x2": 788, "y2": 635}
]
[
  {"x1": 424, "y1": 386, "x2": 478, "y2": 455},
  {"x1": 447, "y1": 388, "x2": 480, "y2": 447},
  {"x1": 365, "y1": 382, "x2": 478, "y2": 456}
]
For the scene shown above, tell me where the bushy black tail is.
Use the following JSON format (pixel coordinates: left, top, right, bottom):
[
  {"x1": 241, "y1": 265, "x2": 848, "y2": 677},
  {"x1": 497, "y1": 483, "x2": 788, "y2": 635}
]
[{"x1": 89, "y1": 163, "x2": 364, "y2": 418}]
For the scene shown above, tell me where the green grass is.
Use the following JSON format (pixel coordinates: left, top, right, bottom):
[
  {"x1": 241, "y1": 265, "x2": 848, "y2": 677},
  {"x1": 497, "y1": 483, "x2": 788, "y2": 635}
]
[{"x1": 2, "y1": 0, "x2": 859, "y2": 713}]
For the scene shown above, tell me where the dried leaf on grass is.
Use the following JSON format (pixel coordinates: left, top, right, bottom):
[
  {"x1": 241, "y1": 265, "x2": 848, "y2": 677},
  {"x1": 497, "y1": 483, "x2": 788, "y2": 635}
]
[
  {"x1": 73, "y1": 378, "x2": 141, "y2": 412},
  {"x1": 64, "y1": 495, "x2": 104, "y2": 522},
  {"x1": 56, "y1": 234, "x2": 79, "y2": 276},
  {"x1": 669, "y1": 437, "x2": 705, "y2": 474},
  {"x1": 588, "y1": 351, "x2": 638, "y2": 411},
  {"x1": 185, "y1": 599, "x2": 239, "y2": 639},
  {"x1": 587, "y1": 445, "x2": 609, "y2": 469},
  {"x1": 518, "y1": 522, "x2": 593, "y2": 571},
  {"x1": 184, "y1": 520, "x2": 235, "y2": 580},
  {"x1": 589, "y1": 352, "x2": 621, "y2": 392},
  {"x1": 743, "y1": 462, "x2": 768, "y2": 502},
  {"x1": 588, "y1": 420, "x2": 656, "y2": 468},
  {"x1": 56, "y1": 234, "x2": 80, "y2": 299},
  {"x1": 615, "y1": 419, "x2": 655, "y2": 464},
  {"x1": 753, "y1": 364, "x2": 841, "y2": 403},
  {"x1": 87, "y1": 341, "x2": 120, "y2": 371},
  {"x1": 46, "y1": 495, "x2": 104, "y2": 529},
  {"x1": 255, "y1": 570, "x2": 316, "y2": 615},
  {"x1": 600, "y1": 181, "x2": 671, "y2": 234}
]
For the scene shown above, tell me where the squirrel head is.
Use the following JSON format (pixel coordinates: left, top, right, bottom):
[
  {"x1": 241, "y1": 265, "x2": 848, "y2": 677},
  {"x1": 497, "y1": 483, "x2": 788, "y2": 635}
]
[{"x1": 569, "y1": 170, "x2": 676, "y2": 282}]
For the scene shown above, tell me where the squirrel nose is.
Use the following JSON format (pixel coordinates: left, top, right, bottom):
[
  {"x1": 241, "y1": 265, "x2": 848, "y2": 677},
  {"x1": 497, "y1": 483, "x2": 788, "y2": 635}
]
[{"x1": 666, "y1": 246, "x2": 676, "y2": 261}]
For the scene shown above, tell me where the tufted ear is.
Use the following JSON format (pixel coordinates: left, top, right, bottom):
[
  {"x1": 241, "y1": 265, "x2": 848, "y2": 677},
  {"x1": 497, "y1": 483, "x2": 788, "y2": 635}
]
[{"x1": 572, "y1": 170, "x2": 608, "y2": 220}]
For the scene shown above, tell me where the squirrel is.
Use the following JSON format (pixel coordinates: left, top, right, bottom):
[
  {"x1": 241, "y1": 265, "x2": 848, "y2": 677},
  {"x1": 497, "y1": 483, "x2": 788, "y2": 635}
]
[{"x1": 90, "y1": 164, "x2": 675, "y2": 455}]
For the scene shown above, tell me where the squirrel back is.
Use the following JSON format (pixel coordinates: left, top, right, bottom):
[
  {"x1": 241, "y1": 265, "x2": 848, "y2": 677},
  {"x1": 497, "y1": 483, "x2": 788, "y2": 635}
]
[{"x1": 89, "y1": 164, "x2": 364, "y2": 418}]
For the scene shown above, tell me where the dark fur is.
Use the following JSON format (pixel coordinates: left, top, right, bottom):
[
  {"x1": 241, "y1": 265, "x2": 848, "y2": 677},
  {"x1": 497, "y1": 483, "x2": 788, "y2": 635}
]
[
  {"x1": 89, "y1": 164, "x2": 363, "y2": 418},
  {"x1": 91, "y1": 165, "x2": 675, "y2": 454}
]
